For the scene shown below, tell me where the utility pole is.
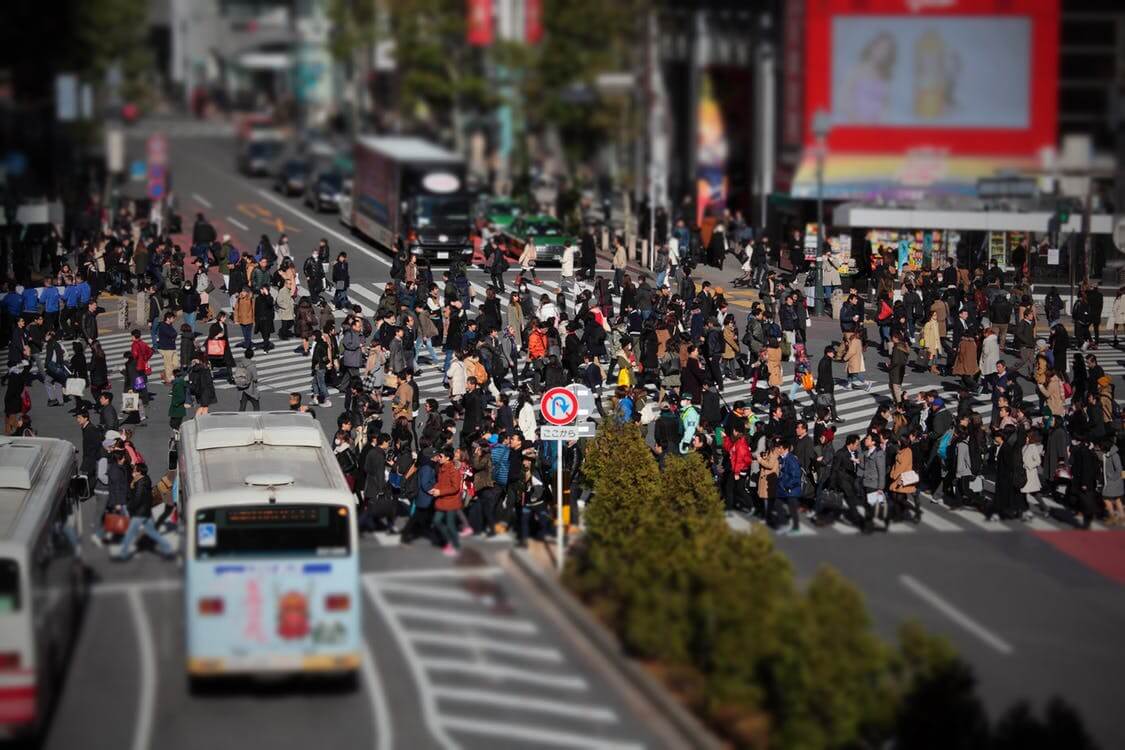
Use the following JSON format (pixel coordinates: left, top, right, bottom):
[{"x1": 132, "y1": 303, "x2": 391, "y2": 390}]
[{"x1": 812, "y1": 110, "x2": 831, "y2": 317}]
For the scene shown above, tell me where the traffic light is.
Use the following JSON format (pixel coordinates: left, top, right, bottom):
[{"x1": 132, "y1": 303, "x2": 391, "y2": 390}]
[{"x1": 1057, "y1": 207, "x2": 1070, "y2": 224}]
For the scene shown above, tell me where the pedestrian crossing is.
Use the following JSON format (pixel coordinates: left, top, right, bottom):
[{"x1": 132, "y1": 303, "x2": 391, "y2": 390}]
[
  {"x1": 726, "y1": 489, "x2": 1119, "y2": 539},
  {"x1": 38, "y1": 282, "x2": 1125, "y2": 426},
  {"x1": 362, "y1": 567, "x2": 648, "y2": 750}
]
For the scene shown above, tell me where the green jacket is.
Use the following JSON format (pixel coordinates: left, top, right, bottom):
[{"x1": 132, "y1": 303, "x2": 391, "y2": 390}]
[{"x1": 169, "y1": 377, "x2": 187, "y2": 418}]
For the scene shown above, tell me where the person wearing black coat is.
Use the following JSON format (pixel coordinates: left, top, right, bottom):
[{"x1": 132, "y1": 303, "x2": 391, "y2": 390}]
[
  {"x1": 254, "y1": 287, "x2": 276, "y2": 351},
  {"x1": 114, "y1": 462, "x2": 175, "y2": 560},
  {"x1": 815, "y1": 348, "x2": 840, "y2": 421},
  {"x1": 1072, "y1": 294, "x2": 1093, "y2": 350},
  {"x1": 461, "y1": 382, "x2": 485, "y2": 447},
  {"x1": 1086, "y1": 285, "x2": 1104, "y2": 347},
  {"x1": 579, "y1": 227, "x2": 597, "y2": 280},
  {"x1": 1067, "y1": 438, "x2": 1099, "y2": 528},
  {"x1": 191, "y1": 214, "x2": 217, "y2": 247},
  {"x1": 1049, "y1": 323, "x2": 1070, "y2": 377}
]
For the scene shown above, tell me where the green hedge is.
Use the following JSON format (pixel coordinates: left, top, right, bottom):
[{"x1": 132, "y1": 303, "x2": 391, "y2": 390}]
[{"x1": 563, "y1": 422, "x2": 1097, "y2": 750}]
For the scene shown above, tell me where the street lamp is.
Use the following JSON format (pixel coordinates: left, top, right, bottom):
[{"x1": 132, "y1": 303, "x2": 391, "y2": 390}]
[{"x1": 812, "y1": 109, "x2": 832, "y2": 317}]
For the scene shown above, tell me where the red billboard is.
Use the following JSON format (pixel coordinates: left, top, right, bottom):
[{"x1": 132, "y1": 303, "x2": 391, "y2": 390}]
[{"x1": 804, "y1": 0, "x2": 1059, "y2": 156}]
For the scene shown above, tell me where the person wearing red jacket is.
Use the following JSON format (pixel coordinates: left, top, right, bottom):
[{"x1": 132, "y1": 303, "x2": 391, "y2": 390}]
[
  {"x1": 431, "y1": 448, "x2": 464, "y2": 557},
  {"x1": 130, "y1": 329, "x2": 153, "y2": 376},
  {"x1": 722, "y1": 424, "x2": 754, "y2": 512}
]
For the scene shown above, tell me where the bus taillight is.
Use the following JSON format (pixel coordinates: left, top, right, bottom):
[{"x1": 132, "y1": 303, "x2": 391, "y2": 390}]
[
  {"x1": 0, "y1": 652, "x2": 19, "y2": 671},
  {"x1": 197, "y1": 598, "x2": 224, "y2": 616},
  {"x1": 324, "y1": 594, "x2": 350, "y2": 612}
]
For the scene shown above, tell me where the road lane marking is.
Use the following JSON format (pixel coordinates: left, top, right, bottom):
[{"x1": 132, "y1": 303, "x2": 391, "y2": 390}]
[
  {"x1": 432, "y1": 686, "x2": 618, "y2": 722},
  {"x1": 362, "y1": 576, "x2": 458, "y2": 750},
  {"x1": 407, "y1": 633, "x2": 564, "y2": 663},
  {"x1": 916, "y1": 511, "x2": 963, "y2": 532},
  {"x1": 226, "y1": 216, "x2": 249, "y2": 231},
  {"x1": 251, "y1": 186, "x2": 392, "y2": 268},
  {"x1": 439, "y1": 717, "x2": 644, "y2": 750},
  {"x1": 191, "y1": 193, "x2": 212, "y2": 208},
  {"x1": 127, "y1": 588, "x2": 158, "y2": 750},
  {"x1": 899, "y1": 574, "x2": 1014, "y2": 655},
  {"x1": 361, "y1": 642, "x2": 394, "y2": 750},
  {"x1": 420, "y1": 658, "x2": 588, "y2": 690},
  {"x1": 92, "y1": 578, "x2": 182, "y2": 595},
  {"x1": 365, "y1": 566, "x2": 501, "y2": 580},
  {"x1": 391, "y1": 605, "x2": 539, "y2": 634},
  {"x1": 375, "y1": 582, "x2": 479, "y2": 603}
]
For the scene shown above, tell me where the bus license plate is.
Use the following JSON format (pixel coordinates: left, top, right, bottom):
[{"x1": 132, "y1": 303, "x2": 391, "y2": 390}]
[{"x1": 437, "y1": 252, "x2": 449, "y2": 259}]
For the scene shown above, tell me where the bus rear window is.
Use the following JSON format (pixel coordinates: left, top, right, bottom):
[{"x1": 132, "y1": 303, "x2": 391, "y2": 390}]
[
  {"x1": 194, "y1": 505, "x2": 350, "y2": 560},
  {"x1": 0, "y1": 559, "x2": 19, "y2": 613}
]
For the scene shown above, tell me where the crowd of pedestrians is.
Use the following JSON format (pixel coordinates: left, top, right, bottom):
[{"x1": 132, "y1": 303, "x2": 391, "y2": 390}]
[{"x1": 6, "y1": 202, "x2": 1123, "y2": 561}]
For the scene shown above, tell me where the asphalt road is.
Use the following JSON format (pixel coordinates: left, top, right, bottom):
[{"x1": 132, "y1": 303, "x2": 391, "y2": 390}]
[
  {"x1": 25, "y1": 126, "x2": 675, "y2": 750},
  {"x1": 20, "y1": 120, "x2": 1125, "y2": 749}
]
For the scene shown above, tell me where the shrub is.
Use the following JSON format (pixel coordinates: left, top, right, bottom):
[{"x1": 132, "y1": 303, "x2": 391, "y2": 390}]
[{"x1": 561, "y1": 421, "x2": 1097, "y2": 750}]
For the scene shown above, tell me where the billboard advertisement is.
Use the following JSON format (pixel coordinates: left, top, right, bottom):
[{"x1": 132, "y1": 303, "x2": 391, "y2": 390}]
[{"x1": 804, "y1": 0, "x2": 1058, "y2": 155}]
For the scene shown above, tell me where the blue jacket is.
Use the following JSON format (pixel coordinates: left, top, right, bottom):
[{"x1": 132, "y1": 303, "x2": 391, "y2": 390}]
[
  {"x1": 777, "y1": 452, "x2": 803, "y2": 498},
  {"x1": 63, "y1": 285, "x2": 83, "y2": 309},
  {"x1": 40, "y1": 287, "x2": 61, "y2": 313},
  {"x1": 491, "y1": 443, "x2": 511, "y2": 486},
  {"x1": 21, "y1": 288, "x2": 39, "y2": 313},
  {"x1": 2, "y1": 292, "x2": 22, "y2": 317},
  {"x1": 76, "y1": 281, "x2": 91, "y2": 305},
  {"x1": 415, "y1": 462, "x2": 436, "y2": 509}
]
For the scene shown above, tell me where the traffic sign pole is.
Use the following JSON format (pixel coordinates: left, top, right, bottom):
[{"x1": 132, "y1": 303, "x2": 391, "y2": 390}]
[{"x1": 557, "y1": 437, "x2": 564, "y2": 571}]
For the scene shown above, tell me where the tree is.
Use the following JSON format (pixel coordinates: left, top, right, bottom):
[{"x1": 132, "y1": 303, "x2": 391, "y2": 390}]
[
  {"x1": 326, "y1": 0, "x2": 381, "y2": 133},
  {"x1": 76, "y1": 0, "x2": 153, "y2": 109},
  {"x1": 385, "y1": 0, "x2": 498, "y2": 151}
]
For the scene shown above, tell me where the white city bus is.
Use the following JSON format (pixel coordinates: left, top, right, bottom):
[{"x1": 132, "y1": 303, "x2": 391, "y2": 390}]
[
  {"x1": 178, "y1": 412, "x2": 360, "y2": 688},
  {"x1": 0, "y1": 436, "x2": 88, "y2": 739}
]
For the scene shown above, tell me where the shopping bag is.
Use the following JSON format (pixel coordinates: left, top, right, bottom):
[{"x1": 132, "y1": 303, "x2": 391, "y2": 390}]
[
  {"x1": 64, "y1": 377, "x2": 87, "y2": 398},
  {"x1": 206, "y1": 338, "x2": 227, "y2": 357},
  {"x1": 102, "y1": 512, "x2": 129, "y2": 536},
  {"x1": 122, "y1": 392, "x2": 141, "y2": 413},
  {"x1": 899, "y1": 470, "x2": 920, "y2": 486}
]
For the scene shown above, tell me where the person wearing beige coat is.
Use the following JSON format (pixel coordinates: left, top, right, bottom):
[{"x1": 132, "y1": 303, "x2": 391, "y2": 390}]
[
  {"x1": 1039, "y1": 371, "x2": 1065, "y2": 417},
  {"x1": 757, "y1": 445, "x2": 779, "y2": 501},
  {"x1": 843, "y1": 333, "x2": 871, "y2": 390},
  {"x1": 766, "y1": 343, "x2": 783, "y2": 387},
  {"x1": 1112, "y1": 289, "x2": 1125, "y2": 344}
]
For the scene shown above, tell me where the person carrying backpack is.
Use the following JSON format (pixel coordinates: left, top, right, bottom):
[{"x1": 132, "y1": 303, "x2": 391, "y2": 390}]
[{"x1": 235, "y1": 348, "x2": 260, "y2": 412}]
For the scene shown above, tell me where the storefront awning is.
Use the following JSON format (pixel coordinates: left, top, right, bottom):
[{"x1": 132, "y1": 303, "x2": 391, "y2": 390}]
[
  {"x1": 790, "y1": 151, "x2": 1043, "y2": 202},
  {"x1": 832, "y1": 203, "x2": 1114, "y2": 235}
]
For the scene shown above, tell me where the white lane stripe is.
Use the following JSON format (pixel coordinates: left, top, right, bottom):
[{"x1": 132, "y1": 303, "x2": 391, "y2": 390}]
[
  {"x1": 948, "y1": 508, "x2": 1012, "y2": 532},
  {"x1": 126, "y1": 588, "x2": 158, "y2": 750},
  {"x1": 93, "y1": 578, "x2": 182, "y2": 596},
  {"x1": 916, "y1": 511, "x2": 964, "y2": 532},
  {"x1": 391, "y1": 605, "x2": 539, "y2": 635},
  {"x1": 366, "y1": 567, "x2": 502, "y2": 581},
  {"x1": 361, "y1": 577, "x2": 458, "y2": 750},
  {"x1": 439, "y1": 717, "x2": 643, "y2": 750},
  {"x1": 420, "y1": 658, "x2": 588, "y2": 690},
  {"x1": 725, "y1": 512, "x2": 752, "y2": 533},
  {"x1": 361, "y1": 642, "x2": 394, "y2": 750},
  {"x1": 226, "y1": 216, "x2": 249, "y2": 231},
  {"x1": 407, "y1": 633, "x2": 564, "y2": 663},
  {"x1": 899, "y1": 574, "x2": 1015, "y2": 655},
  {"x1": 252, "y1": 186, "x2": 393, "y2": 268},
  {"x1": 433, "y1": 687, "x2": 618, "y2": 723},
  {"x1": 191, "y1": 192, "x2": 212, "y2": 208},
  {"x1": 376, "y1": 582, "x2": 479, "y2": 603}
]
